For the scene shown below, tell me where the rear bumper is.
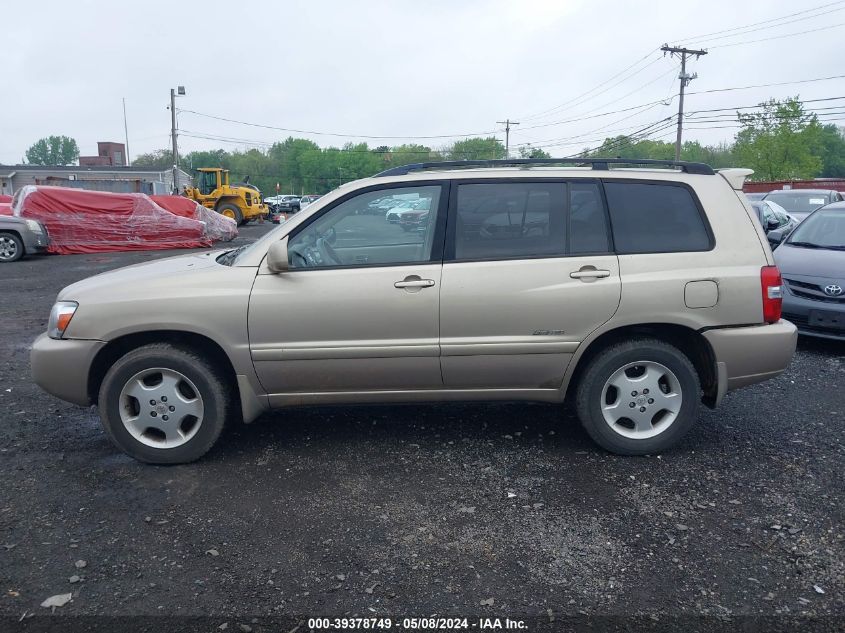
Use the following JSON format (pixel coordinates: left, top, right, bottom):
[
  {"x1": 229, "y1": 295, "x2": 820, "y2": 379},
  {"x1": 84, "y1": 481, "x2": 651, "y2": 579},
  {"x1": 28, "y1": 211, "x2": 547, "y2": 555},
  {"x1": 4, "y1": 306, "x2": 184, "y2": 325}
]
[
  {"x1": 703, "y1": 320, "x2": 797, "y2": 404},
  {"x1": 31, "y1": 333, "x2": 105, "y2": 406}
]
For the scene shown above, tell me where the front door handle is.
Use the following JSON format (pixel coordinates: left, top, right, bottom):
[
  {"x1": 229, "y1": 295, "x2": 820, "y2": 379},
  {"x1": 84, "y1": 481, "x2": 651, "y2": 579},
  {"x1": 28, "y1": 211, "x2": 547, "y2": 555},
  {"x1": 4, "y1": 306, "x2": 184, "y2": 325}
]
[
  {"x1": 570, "y1": 268, "x2": 611, "y2": 279},
  {"x1": 395, "y1": 278, "x2": 436, "y2": 289}
]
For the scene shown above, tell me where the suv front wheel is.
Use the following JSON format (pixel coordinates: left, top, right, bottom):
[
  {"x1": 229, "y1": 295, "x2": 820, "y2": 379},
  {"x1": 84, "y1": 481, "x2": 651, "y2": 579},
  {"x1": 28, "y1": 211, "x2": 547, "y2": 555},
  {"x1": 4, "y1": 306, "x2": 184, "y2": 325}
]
[
  {"x1": 575, "y1": 339, "x2": 700, "y2": 455},
  {"x1": 98, "y1": 343, "x2": 231, "y2": 464}
]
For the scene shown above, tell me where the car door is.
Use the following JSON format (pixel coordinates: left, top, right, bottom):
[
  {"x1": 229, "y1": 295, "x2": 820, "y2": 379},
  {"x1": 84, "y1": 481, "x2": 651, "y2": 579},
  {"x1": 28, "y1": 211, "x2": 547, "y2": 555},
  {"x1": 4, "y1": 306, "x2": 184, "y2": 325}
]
[
  {"x1": 248, "y1": 183, "x2": 448, "y2": 399},
  {"x1": 439, "y1": 180, "x2": 621, "y2": 389}
]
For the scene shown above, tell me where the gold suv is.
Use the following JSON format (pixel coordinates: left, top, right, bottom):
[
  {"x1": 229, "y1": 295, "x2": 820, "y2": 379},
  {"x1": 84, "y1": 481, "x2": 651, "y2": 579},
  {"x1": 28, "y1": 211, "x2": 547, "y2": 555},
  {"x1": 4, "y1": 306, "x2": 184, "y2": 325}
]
[{"x1": 32, "y1": 159, "x2": 797, "y2": 463}]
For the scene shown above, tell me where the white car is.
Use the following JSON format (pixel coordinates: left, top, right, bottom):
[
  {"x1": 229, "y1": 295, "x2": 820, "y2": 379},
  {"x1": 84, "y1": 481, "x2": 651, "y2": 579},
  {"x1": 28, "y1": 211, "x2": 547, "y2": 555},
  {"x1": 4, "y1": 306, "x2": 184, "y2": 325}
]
[{"x1": 385, "y1": 199, "x2": 419, "y2": 223}]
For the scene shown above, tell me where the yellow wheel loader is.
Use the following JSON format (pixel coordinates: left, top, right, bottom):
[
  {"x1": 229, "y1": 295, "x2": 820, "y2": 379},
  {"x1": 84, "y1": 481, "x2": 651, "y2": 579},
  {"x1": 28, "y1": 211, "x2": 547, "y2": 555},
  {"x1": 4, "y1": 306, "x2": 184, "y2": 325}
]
[{"x1": 184, "y1": 168, "x2": 266, "y2": 225}]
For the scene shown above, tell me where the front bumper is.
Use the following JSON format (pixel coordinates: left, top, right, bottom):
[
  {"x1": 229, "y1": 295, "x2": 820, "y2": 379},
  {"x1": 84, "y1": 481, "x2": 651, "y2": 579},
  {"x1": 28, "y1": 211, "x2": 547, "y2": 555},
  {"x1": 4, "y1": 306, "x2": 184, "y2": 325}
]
[
  {"x1": 703, "y1": 320, "x2": 797, "y2": 404},
  {"x1": 31, "y1": 333, "x2": 106, "y2": 406},
  {"x1": 24, "y1": 228, "x2": 48, "y2": 253},
  {"x1": 781, "y1": 294, "x2": 845, "y2": 341}
]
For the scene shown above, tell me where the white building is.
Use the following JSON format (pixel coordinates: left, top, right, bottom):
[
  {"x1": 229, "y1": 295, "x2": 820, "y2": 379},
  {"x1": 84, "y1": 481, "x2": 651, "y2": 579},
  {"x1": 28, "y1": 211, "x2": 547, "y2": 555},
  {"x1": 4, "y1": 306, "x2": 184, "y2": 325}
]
[{"x1": 0, "y1": 164, "x2": 192, "y2": 197}]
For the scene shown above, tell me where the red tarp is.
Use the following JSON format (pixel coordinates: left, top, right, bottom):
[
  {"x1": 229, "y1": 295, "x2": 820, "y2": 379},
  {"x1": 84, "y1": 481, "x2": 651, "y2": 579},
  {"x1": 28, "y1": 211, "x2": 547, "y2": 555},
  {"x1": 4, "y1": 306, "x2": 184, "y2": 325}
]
[
  {"x1": 0, "y1": 202, "x2": 12, "y2": 216},
  {"x1": 0, "y1": 195, "x2": 12, "y2": 204},
  {"x1": 12, "y1": 186, "x2": 237, "y2": 255},
  {"x1": 151, "y1": 195, "x2": 238, "y2": 242}
]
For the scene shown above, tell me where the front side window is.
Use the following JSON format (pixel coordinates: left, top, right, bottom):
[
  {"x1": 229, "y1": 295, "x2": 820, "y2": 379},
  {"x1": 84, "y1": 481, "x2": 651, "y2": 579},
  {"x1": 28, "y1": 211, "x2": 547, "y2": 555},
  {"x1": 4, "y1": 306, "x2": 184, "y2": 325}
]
[
  {"x1": 604, "y1": 182, "x2": 711, "y2": 254},
  {"x1": 453, "y1": 182, "x2": 565, "y2": 260},
  {"x1": 288, "y1": 185, "x2": 442, "y2": 269}
]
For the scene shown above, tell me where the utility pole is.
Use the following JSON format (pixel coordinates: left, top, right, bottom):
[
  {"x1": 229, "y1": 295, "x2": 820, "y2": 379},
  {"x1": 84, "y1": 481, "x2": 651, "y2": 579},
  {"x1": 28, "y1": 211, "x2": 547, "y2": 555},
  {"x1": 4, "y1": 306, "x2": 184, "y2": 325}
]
[
  {"x1": 122, "y1": 98, "x2": 131, "y2": 166},
  {"x1": 661, "y1": 45, "x2": 707, "y2": 162},
  {"x1": 497, "y1": 119, "x2": 520, "y2": 159},
  {"x1": 170, "y1": 86, "x2": 185, "y2": 193}
]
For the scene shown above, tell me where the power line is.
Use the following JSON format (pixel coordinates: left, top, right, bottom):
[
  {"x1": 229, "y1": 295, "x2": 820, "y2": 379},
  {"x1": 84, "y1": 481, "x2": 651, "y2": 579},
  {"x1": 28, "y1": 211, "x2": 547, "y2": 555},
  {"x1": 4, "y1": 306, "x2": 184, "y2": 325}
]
[
  {"x1": 675, "y1": 0, "x2": 845, "y2": 42},
  {"x1": 690, "y1": 6, "x2": 845, "y2": 45},
  {"x1": 518, "y1": 56, "x2": 664, "y2": 123},
  {"x1": 518, "y1": 49, "x2": 662, "y2": 122},
  {"x1": 687, "y1": 74, "x2": 845, "y2": 95},
  {"x1": 709, "y1": 21, "x2": 845, "y2": 48},
  {"x1": 179, "y1": 109, "x2": 496, "y2": 140}
]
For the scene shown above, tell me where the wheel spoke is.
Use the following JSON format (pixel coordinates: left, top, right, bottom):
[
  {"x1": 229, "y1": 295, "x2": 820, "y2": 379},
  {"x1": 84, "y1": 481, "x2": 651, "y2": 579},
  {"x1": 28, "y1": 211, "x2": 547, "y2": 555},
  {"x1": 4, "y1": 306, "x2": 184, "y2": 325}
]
[
  {"x1": 177, "y1": 396, "x2": 203, "y2": 419},
  {"x1": 632, "y1": 410, "x2": 654, "y2": 433},
  {"x1": 157, "y1": 371, "x2": 181, "y2": 397},
  {"x1": 653, "y1": 390, "x2": 682, "y2": 414},
  {"x1": 602, "y1": 400, "x2": 624, "y2": 423},
  {"x1": 121, "y1": 414, "x2": 146, "y2": 436},
  {"x1": 123, "y1": 377, "x2": 155, "y2": 401}
]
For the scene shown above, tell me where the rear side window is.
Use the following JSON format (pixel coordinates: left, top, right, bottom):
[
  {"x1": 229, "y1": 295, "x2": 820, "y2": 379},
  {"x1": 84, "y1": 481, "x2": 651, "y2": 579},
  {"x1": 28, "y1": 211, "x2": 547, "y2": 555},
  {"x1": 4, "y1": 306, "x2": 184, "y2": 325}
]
[
  {"x1": 604, "y1": 182, "x2": 711, "y2": 254},
  {"x1": 569, "y1": 182, "x2": 610, "y2": 254},
  {"x1": 454, "y1": 182, "x2": 566, "y2": 260}
]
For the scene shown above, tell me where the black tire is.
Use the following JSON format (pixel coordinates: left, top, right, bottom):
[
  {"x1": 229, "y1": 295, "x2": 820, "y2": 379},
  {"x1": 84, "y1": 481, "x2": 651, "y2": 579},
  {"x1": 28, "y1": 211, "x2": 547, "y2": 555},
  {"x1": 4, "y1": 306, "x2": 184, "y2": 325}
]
[
  {"x1": 217, "y1": 203, "x2": 244, "y2": 226},
  {"x1": 97, "y1": 343, "x2": 231, "y2": 464},
  {"x1": 0, "y1": 231, "x2": 24, "y2": 263},
  {"x1": 575, "y1": 338, "x2": 700, "y2": 456}
]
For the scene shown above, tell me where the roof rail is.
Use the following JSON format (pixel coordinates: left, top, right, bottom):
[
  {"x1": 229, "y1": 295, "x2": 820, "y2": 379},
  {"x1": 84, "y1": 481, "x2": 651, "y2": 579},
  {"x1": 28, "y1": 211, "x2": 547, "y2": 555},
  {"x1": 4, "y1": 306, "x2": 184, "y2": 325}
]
[{"x1": 374, "y1": 157, "x2": 715, "y2": 177}]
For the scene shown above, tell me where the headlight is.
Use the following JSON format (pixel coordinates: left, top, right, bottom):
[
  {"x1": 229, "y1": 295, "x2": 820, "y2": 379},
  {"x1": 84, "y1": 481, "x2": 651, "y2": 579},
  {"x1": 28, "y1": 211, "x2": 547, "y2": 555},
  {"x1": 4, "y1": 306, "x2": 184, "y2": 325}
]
[
  {"x1": 25, "y1": 219, "x2": 43, "y2": 232},
  {"x1": 48, "y1": 301, "x2": 78, "y2": 339}
]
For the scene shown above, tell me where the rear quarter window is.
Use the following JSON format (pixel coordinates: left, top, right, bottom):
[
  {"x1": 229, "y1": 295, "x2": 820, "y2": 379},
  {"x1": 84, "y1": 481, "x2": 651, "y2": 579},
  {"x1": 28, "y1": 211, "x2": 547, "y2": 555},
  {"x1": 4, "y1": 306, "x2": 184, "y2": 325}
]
[{"x1": 604, "y1": 181, "x2": 712, "y2": 254}]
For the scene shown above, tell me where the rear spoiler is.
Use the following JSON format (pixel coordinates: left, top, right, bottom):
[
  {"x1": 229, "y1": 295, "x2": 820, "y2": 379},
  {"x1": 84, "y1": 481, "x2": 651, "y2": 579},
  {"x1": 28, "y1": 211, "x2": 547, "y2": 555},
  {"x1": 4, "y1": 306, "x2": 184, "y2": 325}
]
[{"x1": 718, "y1": 168, "x2": 754, "y2": 191}]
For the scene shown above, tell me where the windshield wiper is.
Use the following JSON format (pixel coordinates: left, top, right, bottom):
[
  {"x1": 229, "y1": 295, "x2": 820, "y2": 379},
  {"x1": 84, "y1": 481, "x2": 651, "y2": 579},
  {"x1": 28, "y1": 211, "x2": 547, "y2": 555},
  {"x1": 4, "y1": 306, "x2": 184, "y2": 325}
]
[
  {"x1": 788, "y1": 241, "x2": 822, "y2": 249},
  {"x1": 217, "y1": 245, "x2": 246, "y2": 266}
]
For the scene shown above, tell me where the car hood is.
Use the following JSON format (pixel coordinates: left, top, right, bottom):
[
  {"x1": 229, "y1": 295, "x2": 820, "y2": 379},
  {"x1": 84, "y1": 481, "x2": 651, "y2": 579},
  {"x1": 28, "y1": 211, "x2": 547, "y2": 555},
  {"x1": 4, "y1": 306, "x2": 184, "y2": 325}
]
[
  {"x1": 55, "y1": 249, "x2": 260, "y2": 342},
  {"x1": 774, "y1": 243, "x2": 845, "y2": 280},
  {"x1": 58, "y1": 250, "x2": 226, "y2": 300}
]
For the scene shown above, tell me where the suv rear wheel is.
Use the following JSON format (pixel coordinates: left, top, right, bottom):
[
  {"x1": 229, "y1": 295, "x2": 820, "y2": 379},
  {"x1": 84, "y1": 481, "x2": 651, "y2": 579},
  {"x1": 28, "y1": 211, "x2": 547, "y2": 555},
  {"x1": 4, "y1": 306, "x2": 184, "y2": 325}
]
[
  {"x1": 98, "y1": 343, "x2": 230, "y2": 464},
  {"x1": 575, "y1": 339, "x2": 700, "y2": 455}
]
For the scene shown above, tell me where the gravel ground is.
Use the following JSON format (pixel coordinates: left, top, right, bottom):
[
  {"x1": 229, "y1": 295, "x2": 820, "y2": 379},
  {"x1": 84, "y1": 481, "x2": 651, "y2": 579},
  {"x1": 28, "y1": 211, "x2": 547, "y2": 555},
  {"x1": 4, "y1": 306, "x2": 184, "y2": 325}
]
[{"x1": 0, "y1": 223, "x2": 842, "y2": 632}]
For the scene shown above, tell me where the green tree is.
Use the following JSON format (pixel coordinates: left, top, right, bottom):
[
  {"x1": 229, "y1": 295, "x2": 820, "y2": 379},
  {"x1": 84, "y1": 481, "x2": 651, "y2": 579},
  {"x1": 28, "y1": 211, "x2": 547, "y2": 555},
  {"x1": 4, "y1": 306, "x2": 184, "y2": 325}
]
[
  {"x1": 733, "y1": 97, "x2": 823, "y2": 180},
  {"x1": 385, "y1": 143, "x2": 437, "y2": 168},
  {"x1": 813, "y1": 124, "x2": 845, "y2": 178},
  {"x1": 517, "y1": 145, "x2": 551, "y2": 159},
  {"x1": 132, "y1": 149, "x2": 176, "y2": 170},
  {"x1": 25, "y1": 135, "x2": 79, "y2": 165},
  {"x1": 448, "y1": 137, "x2": 506, "y2": 160}
]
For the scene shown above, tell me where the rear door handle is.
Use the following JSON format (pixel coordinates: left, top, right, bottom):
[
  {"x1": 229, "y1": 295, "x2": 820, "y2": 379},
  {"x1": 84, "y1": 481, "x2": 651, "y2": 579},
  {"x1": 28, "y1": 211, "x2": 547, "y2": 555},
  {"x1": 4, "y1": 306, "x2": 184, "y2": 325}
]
[
  {"x1": 395, "y1": 279, "x2": 436, "y2": 288},
  {"x1": 570, "y1": 268, "x2": 611, "y2": 279}
]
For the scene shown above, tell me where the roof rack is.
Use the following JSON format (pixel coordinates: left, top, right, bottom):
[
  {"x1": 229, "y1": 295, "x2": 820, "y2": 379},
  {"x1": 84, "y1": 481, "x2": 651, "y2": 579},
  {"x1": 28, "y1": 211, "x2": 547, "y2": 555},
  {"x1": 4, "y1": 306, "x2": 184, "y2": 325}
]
[{"x1": 374, "y1": 157, "x2": 715, "y2": 177}]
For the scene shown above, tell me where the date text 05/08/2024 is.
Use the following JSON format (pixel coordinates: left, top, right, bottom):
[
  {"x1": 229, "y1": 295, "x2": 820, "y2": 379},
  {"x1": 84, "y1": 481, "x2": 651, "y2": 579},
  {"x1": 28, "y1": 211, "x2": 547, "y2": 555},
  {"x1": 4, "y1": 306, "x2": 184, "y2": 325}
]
[{"x1": 307, "y1": 617, "x2": 528, "y2": 630}]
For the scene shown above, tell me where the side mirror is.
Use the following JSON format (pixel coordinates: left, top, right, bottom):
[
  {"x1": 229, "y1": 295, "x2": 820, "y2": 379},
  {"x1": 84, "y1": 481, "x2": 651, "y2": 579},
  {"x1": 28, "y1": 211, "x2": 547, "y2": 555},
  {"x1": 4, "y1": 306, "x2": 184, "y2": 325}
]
[
  {"x1": 767, "y1": 218, "x2": 780, "y2": 230},
  {"x1": 767, "y1": 229, "x2": 785, "y2": 246},
  {"x1": 266, "y1": 236, "x2": 289, "y2": 273}
]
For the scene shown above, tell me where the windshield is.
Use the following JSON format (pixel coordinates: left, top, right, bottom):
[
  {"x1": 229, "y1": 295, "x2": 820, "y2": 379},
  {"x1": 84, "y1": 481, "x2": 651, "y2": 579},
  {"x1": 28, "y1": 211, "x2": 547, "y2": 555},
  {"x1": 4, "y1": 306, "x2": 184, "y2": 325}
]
[
  {"x1": 786, "y1": 207, "x2": 845, "y2": 249},
  {"x1": 765, "y1": 191, "x2": 829, "y2": 213}
]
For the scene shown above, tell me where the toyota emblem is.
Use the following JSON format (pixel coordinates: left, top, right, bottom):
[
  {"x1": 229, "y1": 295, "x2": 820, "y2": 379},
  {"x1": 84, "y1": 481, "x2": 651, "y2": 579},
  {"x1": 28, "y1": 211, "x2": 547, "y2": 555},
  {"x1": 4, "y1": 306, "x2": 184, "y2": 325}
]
[{"x1": 824, "y1": 284, "x2": 843, "y2": 296}]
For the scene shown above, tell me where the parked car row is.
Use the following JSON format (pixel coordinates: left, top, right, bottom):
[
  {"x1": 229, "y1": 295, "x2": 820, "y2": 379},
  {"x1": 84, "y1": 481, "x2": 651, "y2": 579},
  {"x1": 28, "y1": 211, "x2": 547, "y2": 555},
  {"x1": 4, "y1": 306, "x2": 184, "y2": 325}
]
[
  {"x1": 760, "y1": 188, "x2": 844, "y2": 222},
  {"x1": 265, "y1": 194, "x2": 323, "y2": 223}
]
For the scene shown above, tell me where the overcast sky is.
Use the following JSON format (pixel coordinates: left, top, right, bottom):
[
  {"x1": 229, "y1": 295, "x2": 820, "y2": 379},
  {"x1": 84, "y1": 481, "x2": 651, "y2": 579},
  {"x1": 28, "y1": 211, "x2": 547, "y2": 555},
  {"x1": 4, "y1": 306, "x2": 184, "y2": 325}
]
[{"x1": 2, "y1": 0, "x2": 843, "y2": 164}]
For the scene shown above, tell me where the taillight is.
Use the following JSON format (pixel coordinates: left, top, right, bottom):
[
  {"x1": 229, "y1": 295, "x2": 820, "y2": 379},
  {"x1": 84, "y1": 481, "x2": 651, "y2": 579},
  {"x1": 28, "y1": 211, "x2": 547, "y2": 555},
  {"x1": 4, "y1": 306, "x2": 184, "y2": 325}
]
[{"x1": 761, "y1": 265, "x2": 783, "y2": 324}]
